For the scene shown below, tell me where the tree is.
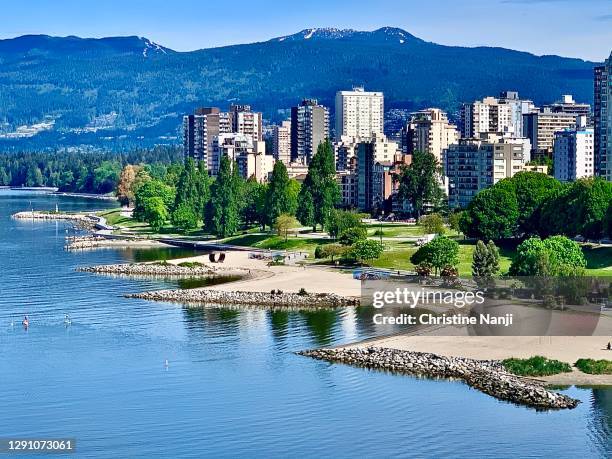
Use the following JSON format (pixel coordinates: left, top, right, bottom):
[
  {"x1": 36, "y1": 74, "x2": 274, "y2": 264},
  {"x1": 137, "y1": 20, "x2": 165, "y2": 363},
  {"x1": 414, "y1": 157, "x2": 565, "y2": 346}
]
[
  {"x1": 171, "y1": 202, "x2": 199, "y2": 232},
  {"x1": 511, "y1": 172, "x2": 562, "y2": 235},
  {"x1": 296, "y1": 140, "x2": 341, "y2": 230},
  {"x1": 461, "y1": 172, "x2": 562, "y2": 239},
  {"x1": 605, "y1": 202, "x2": 612, "y2": 239},
  {"x1": 338, "y1": 226, "x2": 368, "y2": 246},
  {"x1": 242, "y1": 177, "x2": 267, "y2": 228},
  {"x1": 286, "y1": 179, "x2": 300, "y2": 215},
  {"x1": 410, "y1": 236, "x2": 459, "y2": 275},
  {"x1": 296, "y1": 185, "x2": 316, "y2": 230},
  {"x1": 275, "y1": 214, "x2": 300, "y2": 241},
  {"x1": 265, "y1": 161, "x2": 292, "y2": 226},
  {"x1": 116, "y1": 164, "x2": 144, "y2": 206},
  {"x1": 174, "y1": 158, "x2": 205, "y2": 218},
  {"x1": 209, "y1": 155, "x2": 240, "y2": 237},
  {"x1": 315, "y1": 244, "x2": 347, "y2": 261},
  {"x1": 539, "y1": 178, "x2": 612, "y2": 239},
  {"x1": 93, "y1": 161, "x2": 122, "y2": 194},
  {"x1": 397, "y1": 151, "x2": 443, "y2": 220},
  {"x1": 461, "y1": 183, "x2": 519, "y2": 240},
  {"x1": 471, "y1": 240, "x2": 500, "y2": 287},
  {"x1": 509, "y1": 236, "x2": 586, "y2": 276},
  {"x1": 133, "y1": 179, "x2": 175, "y2": 222},
  {"x1": 325, "y1": 209, "x2": 364, "y2": 239},
  {"x1": 448, "y1": 211, "x2": 464, "y2": 234},
  {"x1": 142, "y1": 196, "x2": 168, "y2": 232},
  {"x1": 420, "y1": 213, "x2": 446, "y2": 235},
  {"x1": 351, "y1": 239, "x2": 384, "y2": 264}
]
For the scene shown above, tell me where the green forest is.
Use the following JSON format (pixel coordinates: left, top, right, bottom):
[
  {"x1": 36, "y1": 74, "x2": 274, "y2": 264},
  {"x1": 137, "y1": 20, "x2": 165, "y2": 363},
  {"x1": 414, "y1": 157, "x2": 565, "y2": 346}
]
[{"x1": 0, "y1": 146, "x2": 181, "y2": 193}]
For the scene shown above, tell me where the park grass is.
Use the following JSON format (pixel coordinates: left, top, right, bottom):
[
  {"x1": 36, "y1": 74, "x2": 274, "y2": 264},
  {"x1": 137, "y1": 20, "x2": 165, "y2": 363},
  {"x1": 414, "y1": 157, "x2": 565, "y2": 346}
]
[
  {"x1": 366, "y1": 223, "x2": 425, "y2": 238},
  {"x1": 222, "y1": 233, "x2": 330, "y2": 257},
  {"x1": 574, "y1": 359, "x2": 612, "y2": 374},
  {"x1": 98, "y1": 209, "x2": 143, "y2": 228},
  {"x1": 365, "y1": 223, "x2": 460, "y2": 239},
  {"x1": 582, "y1": 245, "x2": 612, "y2": 276},
  {"x1": 502, "y1": 356, "x2": 573, "y2": 377}
]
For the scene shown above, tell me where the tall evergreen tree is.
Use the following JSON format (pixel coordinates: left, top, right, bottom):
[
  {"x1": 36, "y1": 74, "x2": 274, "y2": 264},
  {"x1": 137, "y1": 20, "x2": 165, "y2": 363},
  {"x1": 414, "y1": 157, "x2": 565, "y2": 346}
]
[
  {"x1": 174, "y1": 158, "x2": 199, "y2": 212},
  {"x1": 472, "y1": 240, "x2": 500, "y2": 287},
  {"x1": 196, "y1": 160, "x2": 211, "y2": 218},
  {"x1": 210, "y1": 155, "x2": 240, "y2": 238},
  {"x1": 296, "y1": 186, "x2": 315, "y2": 231},
  {"x1": 265, "y1": 161, "x2": 292, "y2": 226},
  {"x1": 296, "y1": 140, "x2": 340, "y2": 231}
]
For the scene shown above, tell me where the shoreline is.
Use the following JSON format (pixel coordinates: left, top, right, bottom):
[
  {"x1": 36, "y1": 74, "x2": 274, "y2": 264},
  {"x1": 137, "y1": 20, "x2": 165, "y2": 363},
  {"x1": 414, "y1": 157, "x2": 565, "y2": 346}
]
[{"x1": 341, "y1": 334, "x2": 612, "y2": 386}]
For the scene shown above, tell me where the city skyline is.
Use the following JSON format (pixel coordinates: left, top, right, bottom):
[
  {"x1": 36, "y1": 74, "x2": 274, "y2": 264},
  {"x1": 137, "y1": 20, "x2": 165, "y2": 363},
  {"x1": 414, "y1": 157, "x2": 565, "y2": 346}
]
[{"x1": 1, "y1": 0, "x2": 612, "y2": 61}]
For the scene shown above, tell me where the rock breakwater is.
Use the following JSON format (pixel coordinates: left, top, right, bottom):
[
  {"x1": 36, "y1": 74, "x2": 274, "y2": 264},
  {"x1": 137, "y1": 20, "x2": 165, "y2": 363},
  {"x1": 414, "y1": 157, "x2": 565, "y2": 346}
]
[
  {"x1": 299, "y1": 347, "x2": 579, "y2": 410},
  {"x1": 77, "y1": 262, "x2": 223, "y2": 277},
  {"x1": 126, "y1": 288, "x2": 359, "y2": 309},
  {"x1": 13, "y1": 211, "x2": 98, "y2": 230}
]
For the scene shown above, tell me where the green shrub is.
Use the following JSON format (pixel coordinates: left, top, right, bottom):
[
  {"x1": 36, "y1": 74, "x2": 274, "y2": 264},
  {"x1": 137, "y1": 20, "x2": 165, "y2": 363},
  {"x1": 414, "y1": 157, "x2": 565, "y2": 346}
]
[
  {"x1": 502, "y1": 356, "x2": 572, "y2": 376},
  {"x1": 177, "y1": 261, "x2": 204, "y2": 268},
  {"x1": 574, "y1": 358, "x2": 612, "y2": 374}
]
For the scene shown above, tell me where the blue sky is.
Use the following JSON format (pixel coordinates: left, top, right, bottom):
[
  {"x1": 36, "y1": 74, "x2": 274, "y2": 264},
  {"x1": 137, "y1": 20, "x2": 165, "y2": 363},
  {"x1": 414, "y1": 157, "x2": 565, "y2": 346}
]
[{"x1": 1, "y1": 0, "x2": 611, "y2": 61}]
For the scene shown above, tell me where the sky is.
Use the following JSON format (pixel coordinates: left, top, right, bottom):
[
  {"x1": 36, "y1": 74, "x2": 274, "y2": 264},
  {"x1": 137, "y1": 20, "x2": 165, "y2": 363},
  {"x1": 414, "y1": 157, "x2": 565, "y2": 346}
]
[{"x1": 1, "y1": 0, "x2": 611, "y2": 61}]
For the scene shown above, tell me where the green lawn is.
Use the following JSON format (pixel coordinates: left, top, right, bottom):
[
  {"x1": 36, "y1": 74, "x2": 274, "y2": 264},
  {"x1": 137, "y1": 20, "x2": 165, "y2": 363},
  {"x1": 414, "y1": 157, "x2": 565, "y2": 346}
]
[
  {"x1": 582, "y1": 245, "x2": 612, "y2": 276},
  {"x1": 222, "y1": 233, "x2": 329, "y2": 256},
  {"x1": 365, "y1": 223, "x2": 461, "y2": 239}
]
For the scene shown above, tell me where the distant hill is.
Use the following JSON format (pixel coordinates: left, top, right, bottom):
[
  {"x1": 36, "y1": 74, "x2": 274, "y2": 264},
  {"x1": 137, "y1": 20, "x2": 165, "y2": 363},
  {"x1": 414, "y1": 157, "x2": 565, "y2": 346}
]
[{"x1": 0, "y1": 27, "x2": 597, "y2": 151}]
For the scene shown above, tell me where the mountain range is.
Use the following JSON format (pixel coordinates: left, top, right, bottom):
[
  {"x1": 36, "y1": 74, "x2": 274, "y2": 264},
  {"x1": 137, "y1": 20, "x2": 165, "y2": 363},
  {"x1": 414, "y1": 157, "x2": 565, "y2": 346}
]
[{"x1": 0, "y1": 27, "x2": 598, "y2": 151}]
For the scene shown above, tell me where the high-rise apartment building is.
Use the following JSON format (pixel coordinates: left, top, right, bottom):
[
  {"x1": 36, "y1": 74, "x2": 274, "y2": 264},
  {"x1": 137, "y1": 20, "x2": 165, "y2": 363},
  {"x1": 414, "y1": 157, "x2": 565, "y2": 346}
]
[
  {"x1": 272, "y1": 120, "x2": 291, "y2": 165},
  {"x1": 183, "y1": 105, "x2": 263, "y2": 173},
  {"x1": 594, "y1": 54, "x2": 611, "y2": 180},
  {"x1": 290, "y1": 99, "x2": 330, "y2": 163},
  {"x1": 401, "y1": 108, "x2": 459, "y2": 161},
  {"x1": 229, "y1": 104, "x2": 262, "y2": 142},
  {"x1": 523, "y1": 109, "x2": 577, "y2": 158},
  {"x1": 356, "y1": 133, "x2": 400, "y2": 212},
  {"x1": 553, "y1": 118, "x2": 595, "y2": 182},
  {"x1": 182, "y1": 107, "x2": 225, "y2": 168},
  {"x1": 444, "y1": 136, "x2": 530, "y2": 208},
  {"x1": 460, "y1": 92, "x2": 534, "y2": 139},
  {"x1": 545, "y1": 95, "x2": 591, "y2": 119},
  {"x1": 334, "y1": 137, "x2": 358, "y2": 172},
  {"x1": 211, "y1": 133, "x2": 273, "y2": 181},
  {"x1": 335, "y1": 87, "x2": 384, "y2": 141}
]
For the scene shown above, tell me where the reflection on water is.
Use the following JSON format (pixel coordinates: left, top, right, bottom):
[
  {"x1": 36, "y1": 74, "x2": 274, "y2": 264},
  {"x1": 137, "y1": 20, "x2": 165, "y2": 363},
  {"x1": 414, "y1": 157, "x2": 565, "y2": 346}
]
[
  {"x1": 175, "y1": 275, "x2": 242, "y2": 289},
  {"x1": 0, "y1": 190, "x2": 610, "y2": 458}
]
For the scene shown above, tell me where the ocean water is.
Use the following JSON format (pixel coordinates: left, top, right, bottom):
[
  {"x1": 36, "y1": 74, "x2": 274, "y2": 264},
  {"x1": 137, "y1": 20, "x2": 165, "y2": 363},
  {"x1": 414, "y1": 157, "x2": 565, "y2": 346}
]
[{"x1": 0, "y1": 189, "x2": 610, "y2": 458}]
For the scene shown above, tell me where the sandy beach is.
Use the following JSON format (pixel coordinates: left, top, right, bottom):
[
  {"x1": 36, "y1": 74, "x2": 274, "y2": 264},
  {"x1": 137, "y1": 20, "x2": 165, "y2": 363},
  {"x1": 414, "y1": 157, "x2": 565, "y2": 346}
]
[
  {"x1": 164, "y1": 251, "x2": 362, "y2": 297},
  {"x1": 347, "y1": 334, "x2": 612, "y2": 385}
]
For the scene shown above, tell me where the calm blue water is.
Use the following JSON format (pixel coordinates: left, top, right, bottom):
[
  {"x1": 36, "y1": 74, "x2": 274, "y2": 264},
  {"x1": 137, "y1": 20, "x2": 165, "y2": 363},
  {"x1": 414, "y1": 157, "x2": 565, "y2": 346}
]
[{"x1": 0, "y1": 190, "x2": 610, "y2": 458}]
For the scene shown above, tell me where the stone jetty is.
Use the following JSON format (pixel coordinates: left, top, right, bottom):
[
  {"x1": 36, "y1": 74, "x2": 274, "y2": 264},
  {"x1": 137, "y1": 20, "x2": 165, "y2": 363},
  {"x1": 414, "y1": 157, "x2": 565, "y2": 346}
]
[
  {"x1": 12, "y1": 211, "x2": 97, "y2": 229},
  {"x1": 299, "y1": 347, "x2": 579, "y2": 410},
  {"x1": 77, "y1": 262, "x2": 228, "y2": 277},
  {"x1": 126, "y1": 288, "x2": 360, "y2": 309}
]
